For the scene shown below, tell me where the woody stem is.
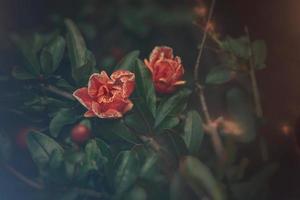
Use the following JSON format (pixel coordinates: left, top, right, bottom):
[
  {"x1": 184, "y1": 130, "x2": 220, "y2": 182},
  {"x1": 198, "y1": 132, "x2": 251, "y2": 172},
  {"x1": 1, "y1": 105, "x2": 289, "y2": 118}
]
[{"x1": 193, "y1": 0, "x2": 226, "y2": 163}]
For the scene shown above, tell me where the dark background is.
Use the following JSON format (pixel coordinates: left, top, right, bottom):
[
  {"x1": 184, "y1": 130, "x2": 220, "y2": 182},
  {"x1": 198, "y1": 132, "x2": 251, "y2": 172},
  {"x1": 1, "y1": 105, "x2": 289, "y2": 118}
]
[{"x1": 0, "y1": 0, "x2": 300, "y2": 199}]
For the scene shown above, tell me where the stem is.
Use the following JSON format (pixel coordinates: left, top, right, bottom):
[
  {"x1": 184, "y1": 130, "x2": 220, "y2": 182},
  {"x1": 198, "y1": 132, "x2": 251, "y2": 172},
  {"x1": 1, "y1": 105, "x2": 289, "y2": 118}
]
[
  {"x1": 41, "y1": 84, "x2": 75, "y2": 101},
  {"x1": 193, "y1": 0, "x2": 216, "y2": 81},
  {"x1": 193, "y1": 0, "x2": 226, "y2": 163},
  {"x1": 3, "y1": 164, "x2": 44, "y2": 190},
  {"x1": 245, "y1": 27, "x2": 263, "y2": 118},
  {"x1": 3, "y1": 164, "x2": 102, "y2": 199},
  {"x1": 195, "y1": 83, "x2": 211, "y2": 123}
]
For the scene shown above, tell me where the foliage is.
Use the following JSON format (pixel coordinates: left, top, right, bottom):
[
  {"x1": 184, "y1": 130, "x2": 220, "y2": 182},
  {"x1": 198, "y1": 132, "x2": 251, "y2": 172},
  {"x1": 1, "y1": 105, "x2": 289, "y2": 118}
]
[{"x1": 0, "y1": 3, "x2": 276, "y2": 199}]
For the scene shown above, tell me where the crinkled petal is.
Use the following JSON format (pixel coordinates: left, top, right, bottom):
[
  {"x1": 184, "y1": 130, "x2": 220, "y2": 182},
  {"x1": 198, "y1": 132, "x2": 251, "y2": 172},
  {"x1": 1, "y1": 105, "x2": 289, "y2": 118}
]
[
  {"x1": 73, "y1": 88, "x2": 92, "y2": 109},
  {"x1": 149, "y1": 46, "x2": 174, "y2": 64},
  {"x1": 88, "y1": 72, "x2": 111, "y2": 97},
  {"x1": 111, "y1": 70, "x2": 135, "y2": 97},
  {"x1": 92, "y1": 102, "x2": 123, "y2": 118}
]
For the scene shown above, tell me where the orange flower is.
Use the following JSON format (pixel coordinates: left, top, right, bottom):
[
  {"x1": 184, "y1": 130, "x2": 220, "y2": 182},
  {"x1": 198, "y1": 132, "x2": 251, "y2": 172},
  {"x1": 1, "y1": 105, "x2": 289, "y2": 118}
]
[
  {"x1": 73, "y1": 70, "x2": 135, "y2": 118},
  {"x1": 144, "y1": 46, "x2": 185, "y2": 94}
]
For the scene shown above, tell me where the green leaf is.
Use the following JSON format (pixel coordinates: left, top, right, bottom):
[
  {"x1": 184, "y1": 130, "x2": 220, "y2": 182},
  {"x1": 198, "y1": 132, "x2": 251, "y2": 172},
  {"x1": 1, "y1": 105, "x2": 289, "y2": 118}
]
[
  {"x1": 11, "y1": 33, "x2": 48, "y2": 75},
  {"x1": 170, "y1": 173, "x2": 194, "y2": 200},
  {"x1": 135, "y1": 59, "x2": 156, "y2": 117},
  {"x1": 124, "y1": 186, "x2": 147, "y2": 200},
  {"x1": 205, "y1": 68, "x2": 232, "y2": 85},
  {"x1": 124, "y1": 112, "x2": 149, "y2": 134},
  {"x1": 114, "y1": 150, "x2": 140, "y2": 195},
  {"x1": 252, "y1": 40, "x2": 267, "y2": 70},
  {"x1": 27, "y1": 131, "x2": 63, "y2": 168},
  {"x1": 64, "y1": 150, "x2": 85, "y2": 180},
  {"x1": 100, "y1": 120, "x2": 140, "y2": 144},
  {"x1": 155, "y1": 89, "x2": 191, "y2": 128},
  {"x1": 226, "y1": 88, "x2": 256, "y2": 143},
  {"x1": 49, "y1": 149, "x2": 64, "y2": 169},
  {"x1": 40, "y1": 36, "x2": 66, "y2": 75},
  {"x1": 65, "y1": 19, "x2": 88, "y2": 69},
  {"x1": 95, "y1": 138, "x2": 112, "y2": 161},
  {"x1": 222, "y1": 36, "x2": 249, "y2": 59},
  {"x1": 12, "y1": 66, "x2": 36, "y2": 80},
  {"x1": 230, "y1": 163, "x2": 278, "y2": 200},
  {"x1": 65, "y1": 19, "x2": 96, "y2": 85},
  {"x1": 180, "y1": 156, "x2": 225, "y2": 200},
  {"x1": 84, "y1": 139, "x2": 105, "y2": 171},
  {"x1": 115, "y1": 50, "x2": 140, "y2": 71},
  {"x1": 183, "y1": 111, "x2": 204, "y2": 155},
  {"x1": 155, "y1": 116, "x2": 180, "y2": 133},
  {"x1": 49, "y1": 108, "x2": 80, "y2": 137},
  {"x1": 139, "y1": 151, "x2": 160, "y2": 180}
]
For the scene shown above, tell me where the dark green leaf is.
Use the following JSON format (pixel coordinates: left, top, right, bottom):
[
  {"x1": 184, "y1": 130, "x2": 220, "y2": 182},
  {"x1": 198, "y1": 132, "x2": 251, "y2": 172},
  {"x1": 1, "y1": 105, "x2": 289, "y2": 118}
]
[
  {"x1": 155, "y1": 89, "x2": 191, "y2": 128},
  {"x1": 252, "y1": 40, "x2": 267, "y2": 70},
  {"x1": 222, "y1": 36, "x2": 249, "y2": 59},
  {"x1": 155, "y1": 116, "x2": 180, "y2": 133},
  {"x1": 115, "y1": 50, "x2": 140, "y2": 71},
  {"x1": 135, "y1": 59, "x2": 156, "y2": 117},
  {"x1": 226, "y1": 88, "x2": 256, "y2": 143},
  {"x1": 124, "y1": 185, "x2": 147, "y2": 200},
  {"x1": 180, "y1": 156, "x2": 225, "y2": 200},
  {"x1": 230, "y1": 163, "x2": 278, "y2": 200},
  {"x1": 100, "y1": 120, "x2": 140, "y2": 144},
  {"x1": 27, "y1": 131, "x2": 63, "y2": 168},
  {"x1": 49, "y1": 108, "x2": 80, "y2": 137},
  {"x1": 65, "y1": 19, "x2": 88, "y2": 69},
  {"x1": 49, "y1": 149, "x2": 64, "y2": 169},
  {"x1": 205, "y1": 68, "x2": 232, "y2": 85},
  {"x1": 40, "y1": 36, "x2": 66, "y2": 75},
  {"x1": 183, "y1": 111, "x2": 204, "y2": 155},
  {"x1": 95, "y1": 138, "x2": 112, "y2": 161},
  {"x1": 114, "y1": 150, "x2": 140, "y2": 194},
  {"x1": 65, "y1": 19, "x2": 96, "y2": 85}
]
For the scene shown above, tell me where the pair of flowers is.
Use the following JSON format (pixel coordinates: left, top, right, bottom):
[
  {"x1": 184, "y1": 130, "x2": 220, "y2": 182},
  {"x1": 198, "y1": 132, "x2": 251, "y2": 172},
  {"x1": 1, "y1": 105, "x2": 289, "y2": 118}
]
[{"x1": 73, "y1": 46, "x2": 185, "y2": 118}]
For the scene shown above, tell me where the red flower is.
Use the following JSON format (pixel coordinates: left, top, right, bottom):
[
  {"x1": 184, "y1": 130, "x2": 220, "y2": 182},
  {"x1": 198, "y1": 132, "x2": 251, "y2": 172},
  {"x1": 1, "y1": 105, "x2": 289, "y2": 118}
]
[
  {"x1": 73, "y1": 70, "x2": 135, "y2": 118},
  {"x1": 144, "y1": 46, "x2": 186, "y2": 94}
]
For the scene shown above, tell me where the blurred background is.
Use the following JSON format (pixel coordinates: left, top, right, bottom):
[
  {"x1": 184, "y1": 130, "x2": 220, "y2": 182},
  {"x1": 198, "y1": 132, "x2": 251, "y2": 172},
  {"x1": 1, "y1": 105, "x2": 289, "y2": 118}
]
[{"x1": 0, "y1": 0, "x2": 299, "y2": 199}]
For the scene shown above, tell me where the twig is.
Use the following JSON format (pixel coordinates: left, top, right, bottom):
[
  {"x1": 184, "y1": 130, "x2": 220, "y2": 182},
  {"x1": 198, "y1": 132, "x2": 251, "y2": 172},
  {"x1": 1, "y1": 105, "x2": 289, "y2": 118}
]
[
  {"x1": 195, "y1": 83, "x2": 211, "y2": 123},
  {"x1": 245, "y1": 27, "x2": 263, "y2": 118},
  {"x1": 193, "y1": 0, "x2": 226, "y2": 163},
  {"x1": 3, "y1": 164, "x2": 44, "y2": 190},
  {"x1": 193, "y1": 0, "x2": 216, "y2": 81},
  {"x1": 3, "y1": 164, "x2": 103, "y2": 199},
  {"x1": 41, "y1": 84, "x2": 75, "y2": 101}
]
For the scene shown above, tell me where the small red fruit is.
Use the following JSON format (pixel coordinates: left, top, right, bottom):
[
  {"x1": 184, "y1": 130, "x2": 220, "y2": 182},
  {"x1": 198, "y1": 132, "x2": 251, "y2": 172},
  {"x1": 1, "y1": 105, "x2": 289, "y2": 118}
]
[
  {"x1": 15, "y1": 127, "x2": 35, "y2": 149},
  {"x1": 71, "y1": 124, "x2": 91, "y2": 144}
]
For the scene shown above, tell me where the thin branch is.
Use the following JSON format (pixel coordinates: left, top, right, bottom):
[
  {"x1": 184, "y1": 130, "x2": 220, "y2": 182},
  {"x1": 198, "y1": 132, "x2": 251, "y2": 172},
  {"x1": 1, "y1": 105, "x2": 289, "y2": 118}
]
[
  {"x1": 193, "y1": 0, "x2": 216, "y2": 81},
  {"x1": 3, "y1": 164, "x2": 103, "y2": 199},
  {"x1": 195, "y1": 83, "x2": 211, "y2": 123},
  {"x1": 245, "y1": 27, "x2": 263, "y2": 118},
  {"x1": 41, "y1": 84, "x2": 75, "y2": 101},
  {"x1": 3, "y1": 164, "x2": 44, "y2": 190}
]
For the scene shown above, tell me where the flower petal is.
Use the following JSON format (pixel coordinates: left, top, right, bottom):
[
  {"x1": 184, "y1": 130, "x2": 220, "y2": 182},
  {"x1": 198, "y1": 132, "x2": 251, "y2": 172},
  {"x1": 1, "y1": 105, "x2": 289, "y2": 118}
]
[
  {"x1": 88, "y1": 72, "x2": 111, "y2": 97},
  {"x1": 149, "y1": 46, "x2": 174, "y2": 64},
  {"x1": 84, "y1": 110, "x2": 96, "y2": 117},
  {"x1": 73, "y1": 88, "x2": 92, "y2": 109},
  {"x1": 111, "y1": 70, "x2": 135, "y2": 97},
  {"x1": 91, "y1": 102, "x2": 123, "y2": 118}
]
